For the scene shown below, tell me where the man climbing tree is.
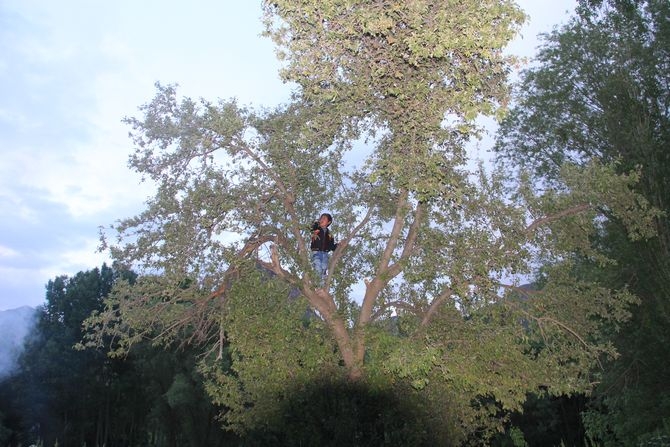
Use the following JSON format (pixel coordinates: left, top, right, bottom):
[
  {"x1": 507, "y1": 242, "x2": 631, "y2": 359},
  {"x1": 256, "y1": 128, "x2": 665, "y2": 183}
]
[
  {"x1": 84, "y1": 1, "x2": 659, "y2": 443},
  {"x1": 310, "y1": 213, "x2": 338, "y2": 284}
]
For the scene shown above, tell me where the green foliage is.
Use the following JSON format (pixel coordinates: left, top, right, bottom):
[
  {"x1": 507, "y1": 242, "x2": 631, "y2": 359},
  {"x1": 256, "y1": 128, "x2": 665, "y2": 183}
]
[
  {"x1": 0, "y1": 410, "x2": 11, "y2": 446},
  {"x1": 240, "y1": 376, "x2": 446, "y2": 446},
  {"x1": 200, "y1": 262, "x2": 342, "y2": 432},
  {"x1": 3, "y1": 265, "x2": 129, "y2": 446},
  {"x1": 263, "y1": 0, "x2": 525, "y2": 123},
  {"x1": 263, "y1": 0, "x2": 526, "y2": 201},
  {"x1": 0, "y1": 265, "x2": 235, "y2": 447},
  {"x1": 494, "y1": 0, "x2": 670, "y2": 443},
  {"x1": 85, "y1": 1, "x2": 662, "y2": 442},
  {"x1": 493, "y1": 393, "x2": 587, "y2": 446},
  {"x1": 199, "y1": 265, "x2": 461, "y2": 443}
]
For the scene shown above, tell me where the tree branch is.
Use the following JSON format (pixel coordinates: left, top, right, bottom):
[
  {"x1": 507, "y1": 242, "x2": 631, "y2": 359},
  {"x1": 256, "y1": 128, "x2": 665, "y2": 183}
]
[
  {"x1": 386, "y1": 200, "x2": 425, "y2": 279},
  {"x1": 420, "y1": 285, "x2": 455, "y2": 328},
  {"x1": 525, "y1": 203, "x2": 592, "y2": 235},
  {"x1": 325, "y1": 205, "x2": 375, "y2": 289},
  {"x1": 356, "y1": 190, "x2": 410, "y2": 330},
  {"x1": 498, "y1": 283, "x2": 541, "y2": 298},
  {"x1": 207, "y1": 234, "x2": 275, "y2": 300},
  {"x1": 370, "y1": 300, "x2": 421, "y2": 322},
  {"x1": 237, "y1": 143, "x2": 308, "y2": 259},
  {"x1": 376, "y1": 189, "x2": 410, "y2": 275}
]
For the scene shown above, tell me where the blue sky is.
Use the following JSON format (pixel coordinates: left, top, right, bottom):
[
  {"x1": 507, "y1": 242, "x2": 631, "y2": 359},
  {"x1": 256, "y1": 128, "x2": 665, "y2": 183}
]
[{"x1": 0, "y1": 1, "x2": 576, "y2": 311}]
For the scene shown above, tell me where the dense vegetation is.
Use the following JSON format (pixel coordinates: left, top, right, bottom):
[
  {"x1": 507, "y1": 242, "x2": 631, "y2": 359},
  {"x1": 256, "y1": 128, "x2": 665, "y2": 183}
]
[
  {"x1": 1, "y1": 0, "x2": 668, "y2": 445},
  {"x1": 494, "y1": 0, "x2": 670, "y2": 444},
  {"x1": 0, "y1": 265, "x2": 235, "y2": 447}
]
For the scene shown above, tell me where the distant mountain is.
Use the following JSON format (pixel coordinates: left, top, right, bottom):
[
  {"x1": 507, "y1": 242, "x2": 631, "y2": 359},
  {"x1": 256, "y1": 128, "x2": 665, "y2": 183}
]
[{"x1": 0, "y1": 306, "x2": 37, "y2": 380}]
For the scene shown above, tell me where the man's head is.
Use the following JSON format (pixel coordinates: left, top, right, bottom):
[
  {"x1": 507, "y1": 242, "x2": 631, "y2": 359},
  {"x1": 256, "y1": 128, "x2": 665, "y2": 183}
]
[{"x1": 319, "y1": 213, "x2": 333, "y2": 228}]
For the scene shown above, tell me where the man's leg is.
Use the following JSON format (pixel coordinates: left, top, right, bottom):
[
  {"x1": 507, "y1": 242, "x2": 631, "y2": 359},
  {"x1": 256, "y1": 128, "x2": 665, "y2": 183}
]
[{"x1": 311, "y1": 251, "x2": 328, "y2": 285}]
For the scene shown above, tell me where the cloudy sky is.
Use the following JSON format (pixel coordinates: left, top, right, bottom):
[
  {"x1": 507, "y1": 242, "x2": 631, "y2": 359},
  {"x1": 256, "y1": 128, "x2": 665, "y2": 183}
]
[{"x1": 0, "y1": 0, "x2": 576, "y2": 311}]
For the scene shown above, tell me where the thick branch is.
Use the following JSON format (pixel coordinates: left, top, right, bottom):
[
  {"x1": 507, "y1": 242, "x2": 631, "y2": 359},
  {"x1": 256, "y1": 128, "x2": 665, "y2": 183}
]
[
  {"x1": 359, "y1": 194, "x2": 423, "y2": 328},
  {"x1": 370, "y1": 300, "x2": 420, "y2": 322},
  {"x1": 356, "y1": 191, "x2": 409, "y2": 332},
  {"x1": 207, "y1": 234, "x2": 276, "y2": 300},
  {"x1": 353, "y1": 192, "x2": 423, "y2": 366},
  {"x1": 525, "y1": 203, "x2": 592, "y2": 235},
  {"x1": 238, "y1": 143, "x2": 308, "y2": 258},
  {"x1": 386, "y1": 200, "x2": 425, "y2": 279},
  {"x1": 420, "y1": 285, "x2": 455, "y2": 328},
  {"x1": 376, "y1": 189, "x2": 410, "y2": 275},
  {"x1": 324, "y1": 205, "x2": 375, "y2": 289}
]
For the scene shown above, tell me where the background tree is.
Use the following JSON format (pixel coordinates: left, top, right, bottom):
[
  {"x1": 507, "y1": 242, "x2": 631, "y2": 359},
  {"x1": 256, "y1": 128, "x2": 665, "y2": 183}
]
[
  {"x1": 15, "y1": 265, "x2": 119, "y2": 446},
  {"x1": 86, "y1": 0, "x2": 659, "y2": 443},
  {"x1": 0, "y1": 265, "x2": 234, "y2": 446},
  {"x1": 494, "y1": 0, "x2": 670, "y2": 444}
]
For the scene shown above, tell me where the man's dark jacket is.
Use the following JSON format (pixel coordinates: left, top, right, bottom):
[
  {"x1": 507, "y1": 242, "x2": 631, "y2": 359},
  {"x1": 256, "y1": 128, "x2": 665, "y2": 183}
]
[{"x1": 310, "y1": 224, "x2": 337, "y2": 252}]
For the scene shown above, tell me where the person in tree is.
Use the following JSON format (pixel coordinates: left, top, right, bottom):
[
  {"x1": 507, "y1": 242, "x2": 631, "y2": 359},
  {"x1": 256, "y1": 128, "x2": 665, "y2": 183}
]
[{"x1": 310, "y1": 213, "x2": 337, "y2": 283}]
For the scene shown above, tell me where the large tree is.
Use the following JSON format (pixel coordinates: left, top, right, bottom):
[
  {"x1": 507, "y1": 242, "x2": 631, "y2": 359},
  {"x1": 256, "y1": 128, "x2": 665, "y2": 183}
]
[
  {"x1": 86, "y1": 1, "x2": 659, "y2": 442},
  {"x1": 494, "y1": 0, "x2": 670, "y2": 443}
]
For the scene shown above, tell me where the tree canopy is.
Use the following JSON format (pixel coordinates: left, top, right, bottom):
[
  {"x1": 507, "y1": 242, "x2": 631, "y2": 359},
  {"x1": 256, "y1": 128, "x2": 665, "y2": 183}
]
[
  {"x1": 495, "y1": 0, "x2": 670, "y2": 443},
  {"x1": 84, "y1": 0, "x2": 660, "y2": 443}
]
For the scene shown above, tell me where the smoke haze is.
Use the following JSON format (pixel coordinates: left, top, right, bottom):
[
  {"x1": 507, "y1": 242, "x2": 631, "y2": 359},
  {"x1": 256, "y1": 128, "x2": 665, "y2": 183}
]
[{"x1": 0, "y1": 306, "x2": 37, "y2": 380}]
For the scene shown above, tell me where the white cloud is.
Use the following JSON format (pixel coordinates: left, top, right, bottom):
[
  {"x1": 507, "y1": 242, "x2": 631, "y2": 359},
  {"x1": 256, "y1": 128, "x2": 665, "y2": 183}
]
[
  {"x1": 67, "y1": 143, "x2": 151, "y2": 217},
  {"x1": 0, "y1": 187, "x2": 39, "y2": 224},
  {"x1": 15, "y1": 35, "x2": 76, "y2": 65},
  {"x1": 1, "y1": 236, "x2": 106, "y2": 286},
  {"x1": 0, "y1": 145, "x2": 133, "y2": 219},
  {"x1": 0, "y1": 245, "x2": 19, "y2": 258},
  {"x1": 53, "y1": 236, "x2": 110, "y2": 273},
  {"x1": 0, "y1": 108, "x2": 38, "y2": 132},
  {"x1": 0, "y1": 265, "x2": 46, "y2": 289}
]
